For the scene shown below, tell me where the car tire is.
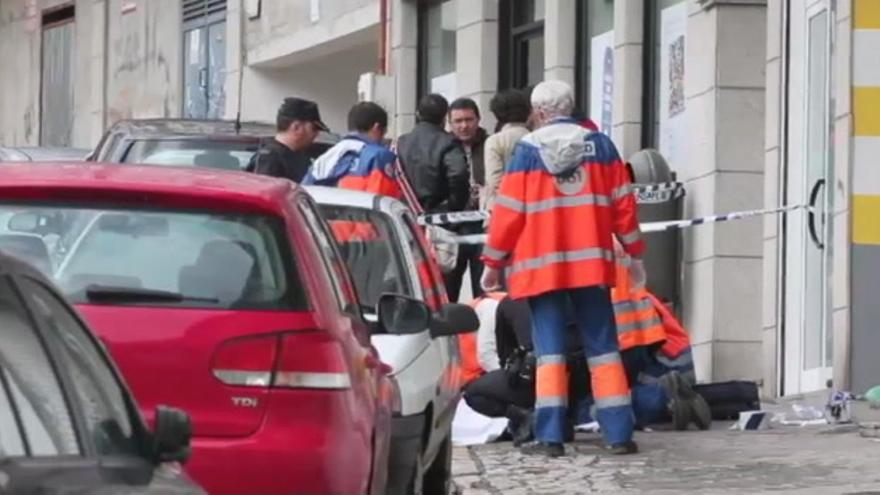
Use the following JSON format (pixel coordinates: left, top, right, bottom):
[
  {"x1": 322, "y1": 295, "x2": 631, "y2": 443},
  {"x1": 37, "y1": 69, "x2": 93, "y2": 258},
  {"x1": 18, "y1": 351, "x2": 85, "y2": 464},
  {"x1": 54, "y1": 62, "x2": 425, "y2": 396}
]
[{"x1": 422, "y1": 432, "x2": 452, "y2": 495}]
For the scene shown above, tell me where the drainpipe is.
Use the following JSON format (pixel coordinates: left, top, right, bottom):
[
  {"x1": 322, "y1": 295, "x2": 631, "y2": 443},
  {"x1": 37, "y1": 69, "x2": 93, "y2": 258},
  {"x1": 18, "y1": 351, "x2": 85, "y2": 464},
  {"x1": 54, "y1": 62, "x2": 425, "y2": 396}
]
[
  {"x1": 101, "y1": 0, "x2": 110, "y2": 131},
  {"x1": 378, "y1": 0, "x2": 389, "y2": 74}
]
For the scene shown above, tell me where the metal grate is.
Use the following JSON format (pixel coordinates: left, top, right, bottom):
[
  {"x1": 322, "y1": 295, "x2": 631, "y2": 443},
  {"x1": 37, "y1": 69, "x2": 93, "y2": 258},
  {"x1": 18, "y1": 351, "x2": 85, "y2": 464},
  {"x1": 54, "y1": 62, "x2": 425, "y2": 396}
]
[{"x1": 182, "y1": 0, "x2": 226, "y2": 23}]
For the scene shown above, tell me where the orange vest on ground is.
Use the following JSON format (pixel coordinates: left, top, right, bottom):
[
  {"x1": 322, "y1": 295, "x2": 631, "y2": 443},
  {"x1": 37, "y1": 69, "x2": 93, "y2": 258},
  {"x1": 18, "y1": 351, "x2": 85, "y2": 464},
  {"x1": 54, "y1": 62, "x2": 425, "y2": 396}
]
[
  {"x1": 481, "y1": 121, "x2": 644, "y2": 299},
  {"x1": 459, "y1": 292, "x2": 506, "y2": 385},
  {"x1": 611, "y1": 255, "x2": 667, "y2": 352}
]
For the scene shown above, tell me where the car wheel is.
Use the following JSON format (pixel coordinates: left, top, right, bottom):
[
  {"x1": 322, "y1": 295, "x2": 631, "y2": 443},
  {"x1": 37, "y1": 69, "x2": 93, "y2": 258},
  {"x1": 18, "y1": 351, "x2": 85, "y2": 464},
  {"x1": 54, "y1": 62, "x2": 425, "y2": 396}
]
[{"x1": 422, "y1": 432, "x2": 452, "y2": 495}]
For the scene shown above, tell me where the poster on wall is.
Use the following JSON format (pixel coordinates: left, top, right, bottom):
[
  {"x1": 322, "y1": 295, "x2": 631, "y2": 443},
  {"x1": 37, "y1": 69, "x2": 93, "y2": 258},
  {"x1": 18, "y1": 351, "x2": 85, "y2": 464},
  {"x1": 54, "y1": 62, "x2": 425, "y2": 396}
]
[
  {"x1": 590, "y1": 30, "x2": 615, "y2": 135},
  {"x1": 431, "y1": 72, "x2": 457, "y2": 103},
  {"x1": 659, "y1": 2, "x2": 687, "y2": 174}
]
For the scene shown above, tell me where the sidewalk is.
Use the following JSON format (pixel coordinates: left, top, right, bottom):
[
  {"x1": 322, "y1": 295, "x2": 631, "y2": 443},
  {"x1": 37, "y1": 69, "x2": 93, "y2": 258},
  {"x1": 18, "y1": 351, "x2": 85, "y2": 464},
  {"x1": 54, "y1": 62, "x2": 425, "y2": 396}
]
[{"x1": 452, "y1": 423, "x2": 880, "y2": 494}]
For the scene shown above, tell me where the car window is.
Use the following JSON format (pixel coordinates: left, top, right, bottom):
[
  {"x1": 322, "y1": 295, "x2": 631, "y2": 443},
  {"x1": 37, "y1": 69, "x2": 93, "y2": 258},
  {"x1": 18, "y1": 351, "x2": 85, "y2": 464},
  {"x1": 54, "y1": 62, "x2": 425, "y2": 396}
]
[
  {"x1": 0, "y1": 277, "x2": 80, "y2": 457},
  {"x1": 399, "y1": 212, "x2": 445, "y2": 310},
  {"x1": 20, "y1": 277, "x2": 139, "y2": 456},
  {"x1": 122, "y1": 139, "x2": 259, "y2": 170},
  {"x1": 0, "y1": 204, "x2": 307, "y2": 311},
  {"x1": 296, "y1": 197, "x2": 360, "y2": 313},
  {"x1": 317, "y1": 205, "x2": 414, "y2": 310},
  {"x1": 93, "y1": 133, "x2": 119, "y2": 161}
]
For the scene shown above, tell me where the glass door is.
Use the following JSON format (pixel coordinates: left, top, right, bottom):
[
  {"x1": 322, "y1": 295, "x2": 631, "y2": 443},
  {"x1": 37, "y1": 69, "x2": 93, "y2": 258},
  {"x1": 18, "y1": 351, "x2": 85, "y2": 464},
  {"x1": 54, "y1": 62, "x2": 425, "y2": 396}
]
[{"x1": 783, "y1": 0, "x2": 834, "y2": 394}]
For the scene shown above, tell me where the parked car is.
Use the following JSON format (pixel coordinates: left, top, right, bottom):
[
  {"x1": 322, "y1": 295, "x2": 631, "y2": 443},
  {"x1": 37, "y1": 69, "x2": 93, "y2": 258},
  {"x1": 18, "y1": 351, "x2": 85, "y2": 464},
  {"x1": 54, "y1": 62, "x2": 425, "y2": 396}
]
[
  {"x1": 87, "y1": 118, "x2": 338, "y2": 169},
  {"x1": 308, "y1": 186, "x2": 479, "y2": 495},
  {"x1": 0, "y1": 162, "x2": 434, "y2": 495},
  {"x1": 0, "y1": 146, "x2": 90, "y2": 162},
  {"x1": 0, "y1": 251, "x2": 202, "y2": 494}
]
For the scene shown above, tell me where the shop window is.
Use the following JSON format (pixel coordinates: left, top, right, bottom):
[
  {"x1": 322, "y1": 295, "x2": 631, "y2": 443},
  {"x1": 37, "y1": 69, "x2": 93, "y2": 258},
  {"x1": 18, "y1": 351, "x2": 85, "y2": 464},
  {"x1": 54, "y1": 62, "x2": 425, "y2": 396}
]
[
  {"x1": 575, "y1": 0, "x2": 614, "y2": 132},
  {"x1": 417, "y1": 0, "x2": 458, "y2": 101},
  {"x1": 499, "y1": 0, "x2": 545, "y2": 90},
  {"x1": 182, "y1": 0, "x2": 227, "y2": 119},
  {"x1": 643, "y1": 0, "x2": 687, "y2": 168}
]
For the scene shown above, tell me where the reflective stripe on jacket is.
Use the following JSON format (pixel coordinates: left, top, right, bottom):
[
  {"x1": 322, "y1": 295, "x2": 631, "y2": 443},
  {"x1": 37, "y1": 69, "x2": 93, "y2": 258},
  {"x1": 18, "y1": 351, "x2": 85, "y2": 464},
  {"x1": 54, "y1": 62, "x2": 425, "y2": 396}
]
[
  {"x1": 611, "y1": 246, "x2": 666, "y2": 351},
  {"x1": 481, "y1": 119, "x2": 644, "y2": 299},
  {"x1": 304, "y1": 135, "x2": 403, "y2": 199}
]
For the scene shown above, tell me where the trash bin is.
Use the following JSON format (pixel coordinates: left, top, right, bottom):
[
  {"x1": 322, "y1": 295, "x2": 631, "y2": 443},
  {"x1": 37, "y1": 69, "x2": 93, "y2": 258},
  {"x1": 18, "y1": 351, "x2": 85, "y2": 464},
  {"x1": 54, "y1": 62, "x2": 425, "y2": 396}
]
[{"x1": 627, "y1": 149, "x2": 683, "y2": 314}]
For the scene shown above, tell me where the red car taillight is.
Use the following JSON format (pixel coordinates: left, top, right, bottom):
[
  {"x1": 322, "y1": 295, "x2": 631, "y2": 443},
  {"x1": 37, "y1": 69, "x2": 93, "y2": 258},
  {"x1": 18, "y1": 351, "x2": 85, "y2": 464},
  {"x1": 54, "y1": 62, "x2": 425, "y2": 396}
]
[{"x1": 212, "y1": 332, "x2": 351, "y2": 390}]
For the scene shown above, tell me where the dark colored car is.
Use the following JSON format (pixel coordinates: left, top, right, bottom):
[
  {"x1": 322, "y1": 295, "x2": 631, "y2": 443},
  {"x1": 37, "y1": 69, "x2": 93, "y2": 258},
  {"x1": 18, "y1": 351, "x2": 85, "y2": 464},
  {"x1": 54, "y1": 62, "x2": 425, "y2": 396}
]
[
  {"x1": 0, "y1": 147, "x2": 91, "y2": 162},
  {"x1": 0, "y1": 251, "x2": 203, "y2": 494},
  {"x1": 88, "y1": 119, "x2": 338, "y2": 170}
]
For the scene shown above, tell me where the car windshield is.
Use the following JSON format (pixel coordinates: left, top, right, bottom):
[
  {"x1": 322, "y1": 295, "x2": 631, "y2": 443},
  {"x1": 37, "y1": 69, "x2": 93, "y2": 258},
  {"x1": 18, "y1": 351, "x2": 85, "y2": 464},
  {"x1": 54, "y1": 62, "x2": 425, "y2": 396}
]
[
  {"x1": 122, "y1": 139, "x2": 258, "y2": 170},
  {"x1": 0, "y1": 204, "x2": 307, "y2": 310},
  {"x1": 317, "y1": 205, "x2": 413, "y2": 310}
]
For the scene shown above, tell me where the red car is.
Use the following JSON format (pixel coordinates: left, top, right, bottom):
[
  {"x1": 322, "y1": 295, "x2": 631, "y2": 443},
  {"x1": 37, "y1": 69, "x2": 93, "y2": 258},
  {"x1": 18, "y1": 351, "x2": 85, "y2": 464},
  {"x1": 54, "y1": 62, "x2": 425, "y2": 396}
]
[{"x1": 0, "y1": 163, "x2": 431, "y2": 495}]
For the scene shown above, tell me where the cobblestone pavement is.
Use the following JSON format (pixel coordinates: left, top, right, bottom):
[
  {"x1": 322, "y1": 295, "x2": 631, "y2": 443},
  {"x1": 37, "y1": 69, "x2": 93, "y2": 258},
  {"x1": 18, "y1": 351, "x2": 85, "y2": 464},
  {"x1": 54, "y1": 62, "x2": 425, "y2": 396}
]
[{"x1": 452, "y1": 424, "x2": 880, "y2": 494}]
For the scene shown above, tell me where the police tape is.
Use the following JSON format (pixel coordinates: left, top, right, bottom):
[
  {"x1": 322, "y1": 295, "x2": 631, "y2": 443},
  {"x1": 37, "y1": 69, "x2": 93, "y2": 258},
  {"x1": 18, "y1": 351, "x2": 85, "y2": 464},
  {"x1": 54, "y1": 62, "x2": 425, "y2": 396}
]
[
  {"x1": 418, "y1": 182, "x2": 684, "y2": 226},
  {"x1": 443, "y1": 204, "x2": 808, "y2": 245}
]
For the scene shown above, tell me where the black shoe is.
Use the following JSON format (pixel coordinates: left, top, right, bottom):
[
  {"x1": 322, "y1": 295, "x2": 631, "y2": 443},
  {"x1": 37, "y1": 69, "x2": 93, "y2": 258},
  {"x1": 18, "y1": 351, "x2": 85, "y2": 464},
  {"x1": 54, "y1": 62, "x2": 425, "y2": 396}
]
[
  {"x1": 520, "y1": 440, "x2": 565, "y2": 457},
  {"x1": 505, "y1": 406, "x2": 535, "y2": 447},
  {"x1": 659, "y1": 371, "x2": 712, "y2": 431},
  {"x1": 606, "y1": 440, "x2": 638, "y2": 455}
]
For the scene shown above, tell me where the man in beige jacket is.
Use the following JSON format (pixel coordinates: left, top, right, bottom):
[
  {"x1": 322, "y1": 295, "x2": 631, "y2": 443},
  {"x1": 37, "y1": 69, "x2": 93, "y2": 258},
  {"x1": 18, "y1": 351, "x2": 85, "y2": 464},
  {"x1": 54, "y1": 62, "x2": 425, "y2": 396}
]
[{"x1": 483, "y1": 89, "x2": 532, "y2": 211}]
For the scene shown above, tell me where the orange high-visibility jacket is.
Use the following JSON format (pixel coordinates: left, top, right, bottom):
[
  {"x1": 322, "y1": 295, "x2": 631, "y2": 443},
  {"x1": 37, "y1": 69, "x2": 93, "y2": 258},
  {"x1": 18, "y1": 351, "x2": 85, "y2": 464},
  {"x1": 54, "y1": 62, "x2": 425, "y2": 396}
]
[
  {"x1": 481, "y1": 119, "x2": 644, "y2": 299},
  {"x1": 646, "y1": 291, "x2": 691, "y2": 359},
  {"x1": 459, "y1": 292, "x2": 507, "y2": 385},
  {"x1": 611, "y1": 243, "x2": 666, "y2": 351},
  {"x1": 304, "y1": 135, "x2": 403, "y2": 199}
]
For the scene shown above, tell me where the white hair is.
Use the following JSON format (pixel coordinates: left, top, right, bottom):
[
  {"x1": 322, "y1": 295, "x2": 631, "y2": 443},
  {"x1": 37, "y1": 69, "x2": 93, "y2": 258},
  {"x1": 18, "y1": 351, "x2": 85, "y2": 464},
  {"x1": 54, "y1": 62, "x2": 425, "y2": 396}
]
[{"x1": 530, "y1": 80, "x2": 575, "y2": 119}]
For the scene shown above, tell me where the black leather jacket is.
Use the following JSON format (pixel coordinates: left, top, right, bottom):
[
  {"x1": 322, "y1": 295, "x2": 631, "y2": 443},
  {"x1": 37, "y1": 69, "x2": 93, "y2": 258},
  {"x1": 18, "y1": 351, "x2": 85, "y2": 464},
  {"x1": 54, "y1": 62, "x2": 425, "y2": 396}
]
[{"x1": 397, "y1": 122, "x2": 470, "y2": 213}]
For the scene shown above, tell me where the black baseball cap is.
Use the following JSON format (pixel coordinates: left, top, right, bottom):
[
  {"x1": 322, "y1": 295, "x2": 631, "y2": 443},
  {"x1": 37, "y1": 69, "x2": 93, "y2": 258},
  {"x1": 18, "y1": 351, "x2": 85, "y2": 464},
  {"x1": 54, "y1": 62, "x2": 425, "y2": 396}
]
[{"x1": 278, "y1": 97, "x2": 329, "y2": 132}]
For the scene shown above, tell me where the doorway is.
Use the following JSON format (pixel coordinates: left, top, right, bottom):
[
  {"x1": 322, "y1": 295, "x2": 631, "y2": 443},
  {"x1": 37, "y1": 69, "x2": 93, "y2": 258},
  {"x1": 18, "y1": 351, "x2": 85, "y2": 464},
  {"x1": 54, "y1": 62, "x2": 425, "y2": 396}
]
[{"x1": 782, "y1": 0, "x2": 835, "y2": 394}]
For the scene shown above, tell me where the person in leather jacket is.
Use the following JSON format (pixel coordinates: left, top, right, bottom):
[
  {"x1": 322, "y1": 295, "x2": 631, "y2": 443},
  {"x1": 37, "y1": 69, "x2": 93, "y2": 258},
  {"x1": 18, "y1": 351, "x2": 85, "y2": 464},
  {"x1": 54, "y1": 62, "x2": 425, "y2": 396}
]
[{"x1": 397, "y1": 94, "x2": 470, "y2": 214}]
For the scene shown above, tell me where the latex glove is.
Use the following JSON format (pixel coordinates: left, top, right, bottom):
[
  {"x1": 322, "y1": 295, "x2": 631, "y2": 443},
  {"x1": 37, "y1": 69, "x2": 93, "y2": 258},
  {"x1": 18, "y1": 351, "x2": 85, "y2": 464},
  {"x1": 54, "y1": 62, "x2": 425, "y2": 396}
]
[
  {"x1": 629, "y1": 259, "x2": 647, "y2": 289},
  {"x1": 481, "y1": 267, "x2": 502, "y2": 292}
]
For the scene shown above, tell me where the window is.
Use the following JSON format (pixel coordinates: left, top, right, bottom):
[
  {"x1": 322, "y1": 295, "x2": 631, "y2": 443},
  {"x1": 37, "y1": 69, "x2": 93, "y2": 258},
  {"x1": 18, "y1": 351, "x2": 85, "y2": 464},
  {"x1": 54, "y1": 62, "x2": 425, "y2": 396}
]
[
  {"x1": 296, "y1": 197, "x2": 360, "y2": 313},
  {"x1": 0, "y1": 278, "x2": 79, "y2": 456},
  {"x1": 21, "y1": 278, "x2": 139, "y2": 456},
  {"x1": 122, "y1": 139, "x2": 260, "y2": 170},
  {"x1": 317, "y1": 206, "x2": 414, "y2": 310},
  {"x1": 418, "y1": 0, "x2": 458, "y2": 101},
  {"x1": 0, "y1": 204, "x2": 305, "y2": 311},
  {"x1": 183, "y1": 0, "x2": 227, "y2": 119},
  {"x1": 643, "y1": 0, "x2": 687, "y2": 163},
  {"x1": 499, "y1": 0, "x2": 545, "y2": 90},
  {"x1": 40, "y1": 4, "x2": 75, "y2": 146},
  {"x1": 575, "y1": 0, "x2": 614, "y2": 131},
  {"x1": 400, "y1": 212, "x2": 445, "y2": 310}
]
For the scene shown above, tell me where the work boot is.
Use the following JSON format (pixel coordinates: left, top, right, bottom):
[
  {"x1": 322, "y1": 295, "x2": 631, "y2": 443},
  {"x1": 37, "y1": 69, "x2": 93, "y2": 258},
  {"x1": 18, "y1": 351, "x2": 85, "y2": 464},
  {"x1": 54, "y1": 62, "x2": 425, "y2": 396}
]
[
  {"x1": 520, "y1": 440, "x2": 565, "y2": 458},
  {"x1": 606, "y1": 440, "x2": 639, "y2": 455},
  {"x1": 659, "y1": 371, "x2": 712, "y2": 431},
  {"x1": 505, "y1": 405, "x2": 535, "y2": 447}
]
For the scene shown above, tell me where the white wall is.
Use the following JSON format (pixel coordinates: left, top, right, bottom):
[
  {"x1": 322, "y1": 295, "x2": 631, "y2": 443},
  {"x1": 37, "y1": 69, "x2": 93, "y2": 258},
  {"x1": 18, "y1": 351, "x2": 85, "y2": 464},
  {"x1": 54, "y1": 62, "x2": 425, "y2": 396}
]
[{"x1": 238, "y1": 41, "x2": 379, "y2": 133}]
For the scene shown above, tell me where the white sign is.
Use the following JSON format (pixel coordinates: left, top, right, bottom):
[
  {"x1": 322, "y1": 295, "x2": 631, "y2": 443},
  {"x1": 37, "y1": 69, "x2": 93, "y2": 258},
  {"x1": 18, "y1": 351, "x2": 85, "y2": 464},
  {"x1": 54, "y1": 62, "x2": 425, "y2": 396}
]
[
  {"x1": 590, "y1": 30, "x2": 615, "y2": 135},
  {"x1": 430, "y1": 72, "x2": 457, "y2": 102},
  {"x1": 659, "y1": 3, "x2": 687, "y2": 175}
]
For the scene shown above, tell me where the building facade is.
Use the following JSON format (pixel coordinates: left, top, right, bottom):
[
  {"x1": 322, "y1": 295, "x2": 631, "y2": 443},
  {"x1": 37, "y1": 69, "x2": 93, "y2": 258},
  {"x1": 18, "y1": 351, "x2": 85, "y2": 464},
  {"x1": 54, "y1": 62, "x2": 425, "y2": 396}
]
[{"x1": 0, "y1": 0, "x2": 873, "y2": 398}]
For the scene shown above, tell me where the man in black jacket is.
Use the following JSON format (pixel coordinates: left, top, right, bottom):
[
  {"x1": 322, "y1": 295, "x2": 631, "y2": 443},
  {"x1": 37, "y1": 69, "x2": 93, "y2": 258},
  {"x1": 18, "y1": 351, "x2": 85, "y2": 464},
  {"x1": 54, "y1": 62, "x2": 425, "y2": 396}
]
[
  {"x1": 247, "y1": 97, "x2": 328, "y2": 182},
  {"x1": 447, "y1": 97, "x2": 490, "y2": 301},
  {"x1": 397, "y1": 94, "x2": 470, "y2": 214}
]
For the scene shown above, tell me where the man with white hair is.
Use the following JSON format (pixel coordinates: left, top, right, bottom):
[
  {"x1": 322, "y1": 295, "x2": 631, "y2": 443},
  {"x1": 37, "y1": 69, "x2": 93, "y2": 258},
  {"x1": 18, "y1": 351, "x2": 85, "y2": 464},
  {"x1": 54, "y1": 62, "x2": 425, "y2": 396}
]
[{"x1": 480, "y1": 80, "x2": 645, "y2": 457}]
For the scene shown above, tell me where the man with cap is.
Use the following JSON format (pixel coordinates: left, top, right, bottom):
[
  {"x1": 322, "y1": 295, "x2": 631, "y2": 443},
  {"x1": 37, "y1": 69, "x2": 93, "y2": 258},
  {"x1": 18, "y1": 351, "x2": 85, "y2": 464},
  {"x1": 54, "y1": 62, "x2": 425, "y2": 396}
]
[{"x1": 247, "y1": 97, "x2": 329, "y2": 183}]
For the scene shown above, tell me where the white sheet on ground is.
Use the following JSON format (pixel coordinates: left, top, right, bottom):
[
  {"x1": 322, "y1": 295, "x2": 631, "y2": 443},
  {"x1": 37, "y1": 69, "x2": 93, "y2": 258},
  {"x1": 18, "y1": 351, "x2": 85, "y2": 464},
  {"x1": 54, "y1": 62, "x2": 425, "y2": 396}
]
[{"x1": 451, "y1": 401, "x2": 509, "y2": 446}]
